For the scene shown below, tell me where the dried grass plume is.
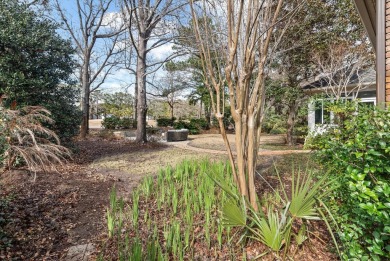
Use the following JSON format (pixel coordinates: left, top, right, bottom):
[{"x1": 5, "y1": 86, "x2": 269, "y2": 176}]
[{"x1": 1, "y1": 106, "x2": 71, "y2": 180}]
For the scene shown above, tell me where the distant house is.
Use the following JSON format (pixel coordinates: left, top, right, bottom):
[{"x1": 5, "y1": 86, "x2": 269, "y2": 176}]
[{"x1": 303, "y1": 68, "x2": 376, "y2": 132}]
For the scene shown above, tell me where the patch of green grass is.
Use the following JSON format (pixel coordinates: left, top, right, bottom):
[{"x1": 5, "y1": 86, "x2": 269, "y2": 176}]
[
  {"x1": 101, "y1": 159, "x2": 238, "y2": 260},
  {"x1": 91, "y1": 147, "x2": 227, "y2": 176}
]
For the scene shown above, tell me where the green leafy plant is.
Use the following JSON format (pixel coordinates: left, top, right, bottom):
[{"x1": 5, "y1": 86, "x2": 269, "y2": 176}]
[
  {"x1": 102, "y1": 116, "x2": 134, "y2": 129},
  {"x1": 157, "y1": 117, "x2": 176, "y2": 127},
  {"x1": 173, "y1": 120, "x2": 200, "y2": 134},
  {"x1": 0, "y1": 1, "x2": 80, "y2": 141},
  {"x1": 308, "y1": 102, "x2": 390, "y2": 260},
  {"x1": 102, "y1": 159, "x2": 236, "y2": 260},
  {"x1": 189, "y1": 118, "x2": 209, "y2": 130}
]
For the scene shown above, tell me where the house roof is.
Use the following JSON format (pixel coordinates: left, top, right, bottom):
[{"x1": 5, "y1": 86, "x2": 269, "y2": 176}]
[
  {"x1": 301, "y1": 67, "x2": 376, "y2": 94},
  {"x1": 353, "y1": 0, "x2": 376, "y2": 50}
]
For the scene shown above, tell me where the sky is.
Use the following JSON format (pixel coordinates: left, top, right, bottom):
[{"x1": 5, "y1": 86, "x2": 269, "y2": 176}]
[{"x1": 51, "y1": 0, "x2": 176, "y2": 95}]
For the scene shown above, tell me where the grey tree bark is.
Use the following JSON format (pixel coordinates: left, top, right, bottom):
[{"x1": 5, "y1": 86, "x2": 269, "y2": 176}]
[
  {"x1": 122, "y1": 0, "x2": 186, "y2": 143},
  {"x1": 54, "y1": 0, "x2": 124, "y2": 139},
  {"x1": 286, "y1": 102, "x2": 299, "y2": 146},
  {"x1": 136, "y1": 37, "x2": 148, "y2": 142}
]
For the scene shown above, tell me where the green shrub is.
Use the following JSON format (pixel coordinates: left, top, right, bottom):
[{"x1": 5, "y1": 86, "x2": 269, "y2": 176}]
[
  {"x1": 102, "y1": 116, "x2": 133, "y2": 130},
  {"x1": 173, "y1": 120, "x2": 199, "y2": 135},
  {"x1": 190, "y1": 118, "x2": 209, "y2": 130},
  {"x1": 269, "y1": 127, "x2": 285, "y2": 134},
  {"x1": 102, "y1": 116, "x2": 120, "y2": 129},
  {"x1": 156, "y1": 117, "x2": 175, "y2": 127},
  {"x1": 0, "y1": 2, "x2": 80, "y2": 141},
  {"x1": 309, "y1": 102, "x2": 390, "y2": 260},
  {"x1": 120, "y1": 118, "x2": 132, "y2": 129}
]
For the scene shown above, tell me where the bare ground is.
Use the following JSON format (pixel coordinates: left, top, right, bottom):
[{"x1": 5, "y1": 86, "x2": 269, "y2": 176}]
[
  {"x1": 0, "y1": 137, "x2": 227, "y2": 260},
  {"x1": 0, "y1": 134, "x2": 330, "y2": 260}
]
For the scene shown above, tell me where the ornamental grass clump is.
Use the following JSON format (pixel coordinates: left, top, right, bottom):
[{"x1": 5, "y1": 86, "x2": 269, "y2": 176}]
[{"x1": 0, "y1": 106, "x2": 71, "y2": 179}]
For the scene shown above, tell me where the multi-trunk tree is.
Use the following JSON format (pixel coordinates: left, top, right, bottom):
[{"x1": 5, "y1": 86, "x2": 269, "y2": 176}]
[{"x1": 190, "y1": 0, "x2": 293, "y2": 210}]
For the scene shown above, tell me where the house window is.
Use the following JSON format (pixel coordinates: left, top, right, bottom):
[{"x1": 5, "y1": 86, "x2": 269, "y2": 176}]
[
  {"x1": 358, "y1": 98, "x2": 376, "y2": 108},
  {"x1": 314, "y1": 100, "x2": 331, "y2": 124}
]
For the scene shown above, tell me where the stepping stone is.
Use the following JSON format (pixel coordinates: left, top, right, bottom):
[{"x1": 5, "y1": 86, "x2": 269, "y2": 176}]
[{"x1": 65, "y1": 243, "x2": 95, "y2": 261}]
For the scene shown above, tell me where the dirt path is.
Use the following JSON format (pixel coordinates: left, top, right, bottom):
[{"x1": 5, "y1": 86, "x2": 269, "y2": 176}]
[{"x1": 167, "y1": 134, "x2": 311, "y2": 156}]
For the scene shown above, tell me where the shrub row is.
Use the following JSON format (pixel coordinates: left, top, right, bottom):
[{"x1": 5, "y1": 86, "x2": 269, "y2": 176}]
[
  {"x1": 102, "y1": 116, "x2": 135, "y2": 130},
  {"x1": 156, "y1": 117, "x2": 176, "y2": 127},
  {"x1": 173, "y1": 118, "x2": 209, "y2": 135},
  {"x1": 156, "y1": 117, "x2": 209, "y2": 135}
]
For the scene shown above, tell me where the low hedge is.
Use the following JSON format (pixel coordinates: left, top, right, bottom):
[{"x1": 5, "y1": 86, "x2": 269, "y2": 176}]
[
  {"x1": 157, "y1": 117, "x2": 176, "y2": 127},
  {"x1": 102, "y1": 116, "x2": 134, "y2": 129}
]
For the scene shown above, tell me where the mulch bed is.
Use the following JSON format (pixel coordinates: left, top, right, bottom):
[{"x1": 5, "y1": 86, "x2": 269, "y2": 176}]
[{"x1": 0, "y1": 138, "x2": 164, "y2": 260}]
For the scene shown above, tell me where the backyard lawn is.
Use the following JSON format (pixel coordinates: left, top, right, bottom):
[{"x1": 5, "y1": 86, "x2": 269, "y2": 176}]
[{"x1": 0, "y1": 133, "x2": 333, "y2": 260}]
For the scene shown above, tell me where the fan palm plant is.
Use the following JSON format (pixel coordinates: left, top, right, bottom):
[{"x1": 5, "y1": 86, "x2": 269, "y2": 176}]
[{"x1": 214, "y1": 166, "x2": 339, "y2": 260}]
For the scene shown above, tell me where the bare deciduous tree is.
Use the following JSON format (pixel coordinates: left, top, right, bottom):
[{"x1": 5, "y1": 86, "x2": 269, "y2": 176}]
[
  {"x1": 148, "y1": 63, "x2": 189, "y2": 120},
  {"x1": 54, "y1": 0, "x2": 125, "y2": 139},
  {"x1": 121, "y1": 0, "x2": 187, "y2": 143},
  {"x1": 312, "y1": 42, "x2": 373, "y2": 101},
  {"x1": 190, "y1": 0, "x2": 291, "y2": 209}
]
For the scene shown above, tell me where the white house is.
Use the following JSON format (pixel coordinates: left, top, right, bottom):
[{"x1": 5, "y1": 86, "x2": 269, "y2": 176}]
[{"x1": 303, "y1": 68, "x2": 376, "y2": 133}]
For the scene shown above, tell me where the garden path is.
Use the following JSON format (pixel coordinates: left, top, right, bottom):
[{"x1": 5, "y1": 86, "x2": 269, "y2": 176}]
[{"x1": 167, "y1": 134, "x2": 311, "y2": 156}]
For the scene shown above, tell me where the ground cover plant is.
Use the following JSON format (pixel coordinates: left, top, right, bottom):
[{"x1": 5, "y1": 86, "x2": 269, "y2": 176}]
[
  {"x1": 100, "y1": 157, "x2": 338, "y2": 260},
  {"x1": 101, "y1": 160, "x2": 236, "y2": 260},
  {"x1": 307, "y1": 102, "x2": 390, "y2": 260}
]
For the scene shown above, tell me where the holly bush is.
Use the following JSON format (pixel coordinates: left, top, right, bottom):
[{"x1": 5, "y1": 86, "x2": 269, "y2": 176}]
[{"x1": 309, "y1": 102, "x2": 390, "y2": 260}]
